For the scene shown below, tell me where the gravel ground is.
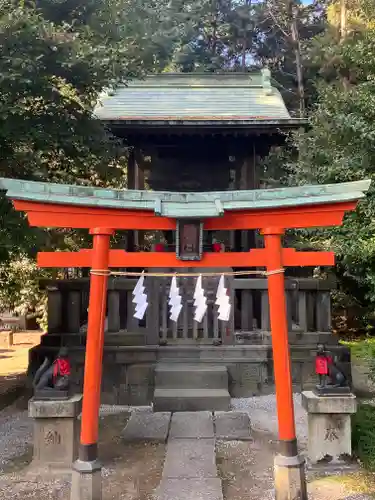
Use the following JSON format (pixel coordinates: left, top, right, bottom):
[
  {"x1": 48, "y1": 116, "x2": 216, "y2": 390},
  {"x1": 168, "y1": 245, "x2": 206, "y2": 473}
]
[
  {"x1": 0, "y1": 406, "x2": 32, "y2": 473},
  {"x1": 0, "y1": 403, "x2": 139, "y2": 473},
  {"x1": 232, "y1": 393, "x2": 308, "y2": 447}
]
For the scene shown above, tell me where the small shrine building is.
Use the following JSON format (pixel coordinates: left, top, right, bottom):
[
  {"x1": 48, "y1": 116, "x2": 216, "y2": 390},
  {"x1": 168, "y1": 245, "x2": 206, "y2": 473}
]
[{"x1": 95, "y1": 70, "x2": 303, "y2": 251}]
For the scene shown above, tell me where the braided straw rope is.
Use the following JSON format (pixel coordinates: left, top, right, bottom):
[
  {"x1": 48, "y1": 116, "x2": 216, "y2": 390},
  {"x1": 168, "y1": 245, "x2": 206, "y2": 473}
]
[{"x1": 89, "y1": 269, "x2": 284, "y2": 277}]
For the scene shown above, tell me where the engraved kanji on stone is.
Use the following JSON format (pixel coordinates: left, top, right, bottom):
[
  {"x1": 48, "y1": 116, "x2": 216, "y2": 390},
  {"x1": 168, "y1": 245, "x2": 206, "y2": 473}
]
[
  {"x1": 44, "y1": 429, "x2": 61, "y2": 446},
  {"x1": 324, "y1": 425, "x2": 338, "y2": 442}
]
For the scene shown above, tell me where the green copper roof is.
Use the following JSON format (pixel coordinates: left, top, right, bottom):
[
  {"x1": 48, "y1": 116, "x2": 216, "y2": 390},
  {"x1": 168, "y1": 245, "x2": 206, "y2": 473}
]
[
  {"x1": 93, "y1": 71, "x2": 302, "y2": 125},
  {"x1": 0, "y1": 178, "x2": 370, "y2": 218}
]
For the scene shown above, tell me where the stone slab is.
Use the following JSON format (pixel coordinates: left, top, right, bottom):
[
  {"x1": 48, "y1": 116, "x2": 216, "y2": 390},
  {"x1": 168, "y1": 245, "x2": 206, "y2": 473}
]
[
  {"x1": 29, "y1": 394, "x2": 83, "y2": 418},
  {"x1": 214, "y1": 411, "x2": 251, "y2": 440},
  {"x1": 153, "y1": 389, "x2": 230, "y2": 412},
  {"x1": 163, "y1": 438, "x2": 217, "y2": 479},
  {"x1": 155, "y1": 364, "x2": 228, "y2": 390},
  {"x1": 302, "y1": 390, "x2": 357, "y2": 414},
  {"x1": 122, "y1": 411, "x2": 171, "y2": 442},
  {"x1": 313, "y1": 386, "x2": 351, "y2": 396},
  {"x1": 155, "y1": 478, "x2": 223, "y2": 500},
  {"x1": 34, "y1": 389, "x2": 69, "y2": 400},
  {"x1": 169, "y1": 411, "x2": 214, "y2": 439}
]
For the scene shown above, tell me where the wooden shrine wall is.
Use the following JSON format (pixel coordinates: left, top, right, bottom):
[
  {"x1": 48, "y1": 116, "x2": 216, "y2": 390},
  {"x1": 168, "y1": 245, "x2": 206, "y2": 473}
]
[{"x1": 41, "y1": 277, "x2": 334, "y2": 347}]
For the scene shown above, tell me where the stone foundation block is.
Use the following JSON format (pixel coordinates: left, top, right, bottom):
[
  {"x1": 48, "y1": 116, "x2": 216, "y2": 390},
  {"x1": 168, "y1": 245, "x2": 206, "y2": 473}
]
[
  {"x1": 71, "y1": 461, "x2": 102, "y2": 500},
  {"x1": 214, "y1": 411, "x2": 252, "y2": 440},
  {"x1": 28, "y1": 394, "x2": 82, "y2": 472},
  {"x1": 274, "y1": 454, "x2": 307, "y2": 500},
  {"x1": 302, "y1": 391, "x2": 357, "y2": 464},
  {"x1": 126, "y1": 364, "x2": 154, "y2": 386},
  {"x1": 122, "y1": 411, "x2": 171, "y2": 442}
]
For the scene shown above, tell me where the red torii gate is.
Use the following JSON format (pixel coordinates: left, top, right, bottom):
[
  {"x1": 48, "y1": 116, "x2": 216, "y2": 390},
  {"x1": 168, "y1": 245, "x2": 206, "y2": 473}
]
[{"x1": 0, "y1": 177, "x2": 370, "y2": 500}]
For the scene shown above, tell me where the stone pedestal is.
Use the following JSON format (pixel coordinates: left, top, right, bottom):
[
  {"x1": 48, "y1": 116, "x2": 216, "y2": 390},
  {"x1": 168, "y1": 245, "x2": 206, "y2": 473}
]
[
  {"x1": 302, "y1": 390, "x2": 357, "y2": 464},
  {"x1": 71, "y1": 460, "x2": 102, "y2": 500},
  {"x1": 274, "y1": 454, "x2": 307, "y2": 500},
  {"x1": 28, "y1": 394, "x2": 82, "y2": 473}
]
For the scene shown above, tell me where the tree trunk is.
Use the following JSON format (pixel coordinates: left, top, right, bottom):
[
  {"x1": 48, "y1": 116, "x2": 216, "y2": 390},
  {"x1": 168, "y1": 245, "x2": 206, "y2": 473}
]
[
  {"x1": 241, "y1": 0, "x2": 252, "y2": 69},
  {"x1": 289, "y1": 1, "x2": 305, "y2": 117},
  {"x1": 340, "y1": 0, "x2": 350, "y2": 90},
  {"x1": 340, "y1": 0, "x2": 347, "y2": 40},
  {"x1": 211, "y1": 0, "x2": 218, "y2": 61}
]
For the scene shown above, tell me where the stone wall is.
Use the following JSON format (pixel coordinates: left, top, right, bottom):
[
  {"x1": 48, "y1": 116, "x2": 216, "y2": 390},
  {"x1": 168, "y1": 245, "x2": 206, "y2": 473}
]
[{"x1": 29, "y1": 344, "x2": 351, "y2": 406}]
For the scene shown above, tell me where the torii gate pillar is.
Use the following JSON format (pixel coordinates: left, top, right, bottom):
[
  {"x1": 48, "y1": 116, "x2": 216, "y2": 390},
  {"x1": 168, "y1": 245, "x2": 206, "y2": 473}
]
[
  {"x1": 264, "y1": 228, "x2": 307, "y2": 499},
  {"x1": 71, "y1": 228, "x2": 112, "y2": 500}
]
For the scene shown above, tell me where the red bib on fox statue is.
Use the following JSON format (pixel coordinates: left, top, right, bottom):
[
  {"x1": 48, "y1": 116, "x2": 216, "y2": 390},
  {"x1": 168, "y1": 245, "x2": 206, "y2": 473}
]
[
  {"x1": 315, "y1": 354, "x2": 332, "y2": 375},
  {"x1": 53, "y1": 357, "x2": 71, "y2": 384}
]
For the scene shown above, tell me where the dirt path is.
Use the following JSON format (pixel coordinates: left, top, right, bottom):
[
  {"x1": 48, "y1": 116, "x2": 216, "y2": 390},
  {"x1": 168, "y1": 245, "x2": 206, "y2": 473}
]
[{"x1": 0, "y1": 331, "x2": 42, "y2": 410}]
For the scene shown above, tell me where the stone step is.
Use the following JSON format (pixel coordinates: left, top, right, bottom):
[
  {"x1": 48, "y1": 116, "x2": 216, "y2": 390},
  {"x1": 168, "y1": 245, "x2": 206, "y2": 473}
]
[
  {"x1": 153, "y1": 389, "x2": 230, "y2": 412},
  {"x1": 155, "y1": 364, "x2": 228, "y2": 390}
]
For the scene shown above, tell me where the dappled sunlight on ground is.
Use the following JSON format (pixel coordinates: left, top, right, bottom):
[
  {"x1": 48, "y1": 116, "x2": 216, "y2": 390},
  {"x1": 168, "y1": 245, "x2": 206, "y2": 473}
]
[{"x1": 0, "y1": 331, "x2": 42, "y2": 377}]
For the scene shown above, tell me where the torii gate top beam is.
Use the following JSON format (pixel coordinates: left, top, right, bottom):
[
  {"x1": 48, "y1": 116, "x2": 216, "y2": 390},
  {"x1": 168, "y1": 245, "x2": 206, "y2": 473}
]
[{"x1": 0, "y1": 178, "x2": 371, "y2": 231}]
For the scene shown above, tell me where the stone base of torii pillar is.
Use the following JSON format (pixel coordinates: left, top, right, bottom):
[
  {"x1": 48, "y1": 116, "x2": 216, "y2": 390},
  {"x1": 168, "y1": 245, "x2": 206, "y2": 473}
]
[
  {"x1": 274, "y1": 454, "x2": 307, "y2": 500},
  {"x1": 71, "y1": 460, "x2": 102, "y2": 500}
]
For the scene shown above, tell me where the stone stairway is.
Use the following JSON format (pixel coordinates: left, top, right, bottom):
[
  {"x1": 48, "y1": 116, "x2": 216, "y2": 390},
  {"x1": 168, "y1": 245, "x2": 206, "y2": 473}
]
[{"x1": 153, "y1": 364, "x2": 230, "y2": 412}]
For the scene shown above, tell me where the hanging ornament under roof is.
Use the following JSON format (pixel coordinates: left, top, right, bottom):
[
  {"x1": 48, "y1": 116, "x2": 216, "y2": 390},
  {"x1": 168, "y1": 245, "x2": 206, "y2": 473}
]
[
  {"x1": 215, "y1": 274, "x2": 231, "y2": 322},
  {"x1": 132, "y1": 272, "x2": 148, "y2": 320},
  {"x1": 169, "y1": 276, "x2": 182, "y2": 323},
  {"x1": 193, "y1": 274, "x2": 207, "y2": 323}
]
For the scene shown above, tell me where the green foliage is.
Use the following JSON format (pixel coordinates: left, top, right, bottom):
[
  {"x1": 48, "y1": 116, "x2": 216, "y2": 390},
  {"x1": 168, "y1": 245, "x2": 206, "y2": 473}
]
[
  {"x1": 352, "y1": 403, "x2": 375, "y2": 470},
  {"x1": 0, "y1": 255, "x2": 51, "y2": 332},
  {"x1": 289, "y1": 79, "x2": 375, "y2": 319},
  {"x1": 166, "y1": 0, "x2": 325, "y2": 113},
  {"x1": 343, "y1": 338, "x2": 375, "y2": 383},
  {"x1": 258, "y1": 0, "x2": 375, "y2": 329}
]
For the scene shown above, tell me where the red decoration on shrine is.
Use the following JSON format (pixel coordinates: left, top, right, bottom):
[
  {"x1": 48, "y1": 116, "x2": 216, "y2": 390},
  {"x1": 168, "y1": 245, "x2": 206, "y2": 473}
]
[{"x1": 154, "y1": 243, "x2": 165, "y2": 252}]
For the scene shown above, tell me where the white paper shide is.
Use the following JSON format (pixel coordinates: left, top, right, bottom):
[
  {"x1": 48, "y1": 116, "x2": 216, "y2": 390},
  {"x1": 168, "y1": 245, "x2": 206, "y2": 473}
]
[
  {"x1": 193, "y1": 274, "x2": 207, "y2": 323},
  {"x1": 215, "y1": 274, "x2": 231, "y2": 321},
  {"x1": 169, "y1": 276, "x2": 182, "y2": 322},
  {"x1": 132, "y1": 273, "x2": 148, "y2": 320}
]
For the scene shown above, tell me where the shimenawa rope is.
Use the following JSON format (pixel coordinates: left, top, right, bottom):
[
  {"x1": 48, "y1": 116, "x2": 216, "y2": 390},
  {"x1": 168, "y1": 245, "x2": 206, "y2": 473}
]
[{"x1": 89, "y1": 269, "x2": 285, "y2": 278}]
